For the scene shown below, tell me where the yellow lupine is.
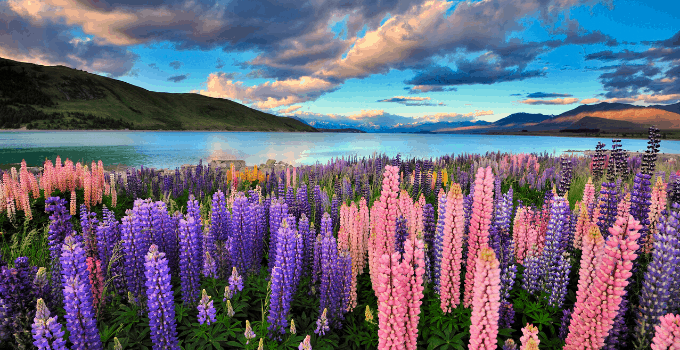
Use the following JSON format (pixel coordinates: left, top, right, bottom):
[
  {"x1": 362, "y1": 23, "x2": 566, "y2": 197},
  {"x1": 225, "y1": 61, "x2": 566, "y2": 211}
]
[{"x1": 441, "y1": 168, "x2": 448, "y2": 186}]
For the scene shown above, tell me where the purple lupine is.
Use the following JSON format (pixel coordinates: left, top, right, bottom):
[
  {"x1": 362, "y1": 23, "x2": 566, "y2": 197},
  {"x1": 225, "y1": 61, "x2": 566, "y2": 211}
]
[
  {"x1": 79, "y1": 204, "x2": 99, "y2": 258},
  {"x1": 499, "y1": 301, "x2": 514, "y2": 330},
  {"x1": 597, "y1": 181, "x2": 619, "y2": 239},
  {"x1": 250, "y1": 201, "x2": 266, "y2": 273},
  {"x1": 536, "y1": 195, "x2": 571, "y2": 308},
  {"x1": 150, "y1": 201, "x2": 169, "y2": 257},
  {"x1": 286, "y1": 186, "x2": 297, "y2": 219},
  {"x1": 178, "y1": 216, "x2": 201, "y2": 306},
  {"x1": 522, "y1": 247, "x2": 542, "y2": 295},
  {"x1": 298, "y1": 214, "x2": 314, "y2": 275},
  {"x1": 394, "y1": 215, "x2": 408, "y2": 256},
  {"x1": 423, "y1": 160, "x2": 432, "y2": 197},
  {"x1": 269, "y1": 199, "x2": 289, "y2": 274},
  {"x1": 313, "y1": 185, "x2": 323, "y2": 234},
  {"x1": 95, "y1": 205, "x2": 118, "y2": 278},
  {"x1": 559, "y1": 308, "x2": 572, "y2": 340},
  {"x1": 461, "y1": 192, "x2": 474, "y2": 267},
  {"x1": 121, "y1": 200, "x2": 153, "y2": 303},
  {"x1": 363, "y1": 176, "x2": 371, "y2": 205},
  {"x1": 297, "y1": 184, "x2": 311, "y2": 225},
  {"x1": 634, "y1": 205, "x2": 680, "y2": 348},
  {"x1": 144, "y1": 244, "x2": 180, "y2": 350},
  {"x1": 60, "y1": 234, "x2": 103, "y2": 350},
  {"x1": 331, "y1": 194, "x2": 339, "y2": 233},
  {"x1": 197, "y1": 289, "x2": 216, "y2": 326},
  {"x1": 278, "y1": 177, "x2": 285, "y2": 200},
  {"x1": 45, "y1": 197, "x2": 74, "y2": 305},
  {"x1": 231, "y1": 195, "x2": 253, "y2": 280},
  {"x1": 31, "y1": 298, "x2": 67, "y2": 350},
  {"x1": 0, "y1": 257, "x2": 38, "y2": 346},
  {"x1": 318, "y1": 220, "x2": 346, "y2": 329},
  {"x1": 412, "y1": 162, "x2": 421, "y2": 197},
  {"x1": 186, "y1": 195, "x2": 204, "y2": 270},
  {"x1": 422, "y1": 203, "x2": 436, "y2": 266},
  {"x1": 268, "y1": 217, "x2": 303, "y2": 338},
  {"x1": 203, "y1": 251, "x2": 217, "y2": 279},
  {"x1": 433, "y1": 190, "x2": 447, "y2": 293}
]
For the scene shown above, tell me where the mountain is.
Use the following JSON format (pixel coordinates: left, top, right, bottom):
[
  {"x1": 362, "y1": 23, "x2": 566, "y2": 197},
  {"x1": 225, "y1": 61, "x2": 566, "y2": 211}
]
[
  {"x1": 648, "y1": 102, "x2": 680, "y2": 115},
  {"x1": 0, "y1": 57, "x2": 318, "y2": 132},
  {"x1": 560, "y1": 116, "x2": 644, "y2": 132},
  {"x1": 389, "y1": 120, "x2": 491, "y2": 133},
  {"x1": 491, "y1": 112, "x2": 553, "y2": 126}
]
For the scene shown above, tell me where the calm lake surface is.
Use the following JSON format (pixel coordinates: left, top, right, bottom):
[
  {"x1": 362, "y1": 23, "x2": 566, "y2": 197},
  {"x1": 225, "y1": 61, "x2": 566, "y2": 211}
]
[{"x1": 2, "y1": 131, "x2": 680, "y2": 169}]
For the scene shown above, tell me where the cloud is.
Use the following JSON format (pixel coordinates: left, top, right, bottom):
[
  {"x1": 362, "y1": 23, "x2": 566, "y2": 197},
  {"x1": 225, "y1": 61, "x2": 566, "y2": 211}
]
[
  {"x1": 376, "y1": 96, "x2": 442, "y2": 106},
  {"x1": 517, "y1": 97, "x2": 580, "y2": 105},
  {"x1": 580, "y1": 98, "x2": 600, "y2": 104},
  {"x1": 0, "y1": 2, "x2": 138, "y2": 77},
  {"x1": 148, "y1": 63, "x2": 158, "y2": 69},
  {"x1": 407, "y1": 85, "x2": 458, "y2": 94},
  {"x1": 169, "y1": 60, "x2": 183, "y2": 70},
  {"x1": 167, "y1": 74, "x2": 189, "y2": 82},
  {"x1": 601, "y1": 93, "x2": 680, "y2": 104},
  {"x1": 215, "y1": 58, "x2": 225, "y2": 69},
  {"x1": 191, "y1": 72, "x2": 340, "y2": 109},
  {"x1": 277, "y1": 105, "x2": 303, "y2": 114},
  {"x1": 526, "y1": 92, "x2": 573, "y2": 98}
]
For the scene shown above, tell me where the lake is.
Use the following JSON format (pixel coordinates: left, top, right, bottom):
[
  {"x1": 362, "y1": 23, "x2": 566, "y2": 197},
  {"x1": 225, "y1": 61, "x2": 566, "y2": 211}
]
[{"x1": 2, "y1": 131, "x2": 679, "y2": 170}]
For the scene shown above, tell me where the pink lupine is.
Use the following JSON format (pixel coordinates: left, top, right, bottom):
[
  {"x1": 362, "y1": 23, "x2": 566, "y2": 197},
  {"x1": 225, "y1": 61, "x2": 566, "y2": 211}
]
[
  {"x1": 645, "y1": 178, "x2": 667, "y2": 254},
  {"x1": 86, "y1": 257, "x2": 105, "y2": 312},
  {"x1": 401, "y1": 236, "x2": 425, "y2": 349},
  {"x1": 369, "y1": 165, "x2": 400, "y2": 291},
  {"x1": 359, "y1": 197, "x2": 370, "y2": 273},
  {"x1": 574, "y1": 225, "x2": 605, "y2": 307},
  {"x1": 520, "y1": 323, "x2": 539, "y2": 350},
  {"x1": 615, "y1": 193, "x2": 632, "y2": 223},
  {"x1": 574, "y1": 200, "x2": 591, "y2": 250},
  {"x1": 376, "y1": 252, "x2": 406, "y2": 349},
  {"x1": 564, "y1": 214, "x2": 642, "y2": 350},
  {"x1": 513, "y1": 206, "x2": 530, "y2": 264},
  {"x1": 463, "y1": 166, "x2": 495, "y2": 308},
  {"x1": 440, "y1": 184, "x2": 465, "y2": 313},
  {"x1": 468, "y1": 246, "x2": 501, "y2": 350},
  {"x1": 651, "y1": 313, "x2": 680, "y2": 350}
]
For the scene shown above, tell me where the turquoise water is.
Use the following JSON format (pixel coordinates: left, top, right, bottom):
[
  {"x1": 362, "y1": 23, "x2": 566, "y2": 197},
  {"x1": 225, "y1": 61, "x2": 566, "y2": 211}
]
[{"x1": 1, "y1": 131, "x2": 679, "y2": 169}]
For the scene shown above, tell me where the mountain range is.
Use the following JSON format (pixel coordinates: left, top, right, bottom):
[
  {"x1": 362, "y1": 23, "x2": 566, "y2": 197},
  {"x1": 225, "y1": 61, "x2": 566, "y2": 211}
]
[{"x1": 1, "y1": 56, "x2": 679, "y2": 134}]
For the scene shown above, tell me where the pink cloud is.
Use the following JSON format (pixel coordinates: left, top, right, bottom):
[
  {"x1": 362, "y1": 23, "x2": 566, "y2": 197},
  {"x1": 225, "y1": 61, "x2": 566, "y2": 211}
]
[
  {"x1": 602, "y1": 93, "x2": 680, "y2": 104},
  {"x1": 277, "y1": 105, "x2": 303, "y2": 114},
  {"x1": 517, "y1": 97, "x2": 580, "y2": 105},
  {"x1": 580, "y1": 98, "x2": 600, "y2": 104},
  {"x1": 191, "y1": 73, "x2": 340, "y2": 109}
]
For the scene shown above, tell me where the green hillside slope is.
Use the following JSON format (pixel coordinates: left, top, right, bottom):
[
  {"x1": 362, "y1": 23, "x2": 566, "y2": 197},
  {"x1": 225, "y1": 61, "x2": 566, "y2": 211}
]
[{"x1": 0, "y1": 57, "x2": 318, "y2": 132}]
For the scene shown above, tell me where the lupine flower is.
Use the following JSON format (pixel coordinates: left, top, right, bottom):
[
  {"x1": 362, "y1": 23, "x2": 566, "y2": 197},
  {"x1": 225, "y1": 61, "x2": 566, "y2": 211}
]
[
  {"x1": 299, "y1": 335, "x2": 312, "y2": 350},
  {"x1": 203, "y1": 251, "x2": 217, "y2": 279},
  {"x1": 245, "y1": 320, "x2": 256, "y2": 344},
  {"x1": 86, "y1": 257, "x2": 104, "y2": 312},
  {"x1": 144, "y1": 244, "x2": 179, "y2": 350},
  {"x1": 178, "y1": 216, "x2": 201, "y2": 306},
  {"x1": 468, "y1": 246, "x2": 501, "y2": 350},
  {"x1": 650, "y1": 313, "x2": 680, "y2": 350},
  {"x1": 113, "y1": 337, "x2": 122, "y2": 350},
  {"x1": 519, "y1": 323, "x2": 539, "y2": 350},
  {"x1": 315, "y1": 308, "x2": 329, "y2": 336},
  {"x1": 46, "y1": 197, "x2": 74, "y2": 305},
  {"x1": 290, "y1": 319, "x2": 296, "y2": 334},
  {"x1": 229, "y1": 267, "x2": 244, "y2": 293},
  {"x1": 365, "y1": 305, "x2": 375, "y2": 324},
  {"x1": 226, "y1": 300, "x2": 235, "y2": 317},
  {"x1": 440, "y1": 184, "x2": 465, "y2": 313},
  {"x1": 60, "y1": 234, "x2": 103, "y2": 350},
  {"x1": 634, "y1": 204, "x2": 680, "y2": 348},
  {"x1": 503, "y1": 339, "x2": 518, "y2": 350},
  {"x1": 565, "y1": 215, "x2": 642, "y2": 350},
  {"x1": 559, "y1": 309, "x2": 572, "y2": 340},
  {"x1": 223, "y1": 285, "x2": 233, "y2": 302},
  {"x1": 197, "y1": 289, "x2": 216, "y2": 326},
  {"x1": 464, "y1": 166, "x2": 494, "y2": 308},
  {"x1": 31, "y1": 298, "x2": 67, "y2": 350}
]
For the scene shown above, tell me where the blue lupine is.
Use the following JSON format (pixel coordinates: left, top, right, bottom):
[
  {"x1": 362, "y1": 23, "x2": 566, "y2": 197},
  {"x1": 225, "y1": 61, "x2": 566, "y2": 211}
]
[
  {"x1": 559, "y1": 308, "x2": 572, "y2": 340},
  {"x1": 537, "y1": 196, "x2": 571, "y2": 308},
  {"x1": 31, "y1": 298, "x2": 67, "y2": 350},
  {"x1": 298, "y1": 214, "x2": 313, "y2": 275},
  {"x1": 286, "y1": 186, "x2": 297, "y2": 219},
  {"x1": 433, "y1": 190, "x2": 447, "y2": 293},
  {"x1": 268, "y1": 217, "x2": 303, "y2": 338},
  {"x1": 269, "y1": 199, "x2": 289, "y2": 274},
  {"x1": 79, "y1": 204, "x2": 99, "y2": 257},
  {"x1": 121, "y1": 201, "x2": 152, "y2": 303},
  {"x1": 231, "y1": 195, "x2": 253, "y2": 279},
  {"x1": 186, "y1": 195, "x2": 204, "y2": 270},
  {"x1": 229, "y1": 267, "x2": 244, "y2": 293},
  {"x1": 597, "y1": 181, "x2": 619, "y2": 239},
  {"x1": 178, "y1": 216, "x2": 201, "y2": 306},
  {"x1": 203, "y1": 251, "x2": 217, "y2": 279},
  {"x1": 317, "y1": 220, "x2": 347, "y2": 329},
  {"x1": 331, "y1": 194, "x2": 339, "y2": 233},
  {"x1": 313, "y1": 185, "x2": 323, "y2": 234},
  {"x1": 0, "y1": 257, "x2": 38, "y2": 345},
  {"x1": 60, "y1": 234, "x2": 103, "y2": 350},
  {"x1": 251, "y1": 202, "x2": 266, "y2": 272},
  {"x1": 634, "y1": 205, "x2": 680, "y2": 348},
  {"x1": 197, "y1": 289, "x2": 216, "y2": 326},
  {"x1": 297, "y1": 184, "x2": 311, "y2": 225},
  {"x1": 422, "y1": 203, "x2": 436, "y2": 283},
  {"x1": 395, "y1": 215, "x2": 408, "y2": 256},
  {"x1": 95, "y1": 205, "x2": 118, "y2": 278},
  {"x1": 144, "y1": 244, "x2": 180, "y2": 350},
  {"x1": 45, "y1": 197, "x2": 74, "y2": 305}
]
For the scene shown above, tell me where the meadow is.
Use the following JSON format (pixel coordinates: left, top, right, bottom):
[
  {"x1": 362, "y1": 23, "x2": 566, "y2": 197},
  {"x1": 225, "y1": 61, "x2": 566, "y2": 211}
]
[{"x1": 2, "y1": 127, "x2": 680, "y2": 350}]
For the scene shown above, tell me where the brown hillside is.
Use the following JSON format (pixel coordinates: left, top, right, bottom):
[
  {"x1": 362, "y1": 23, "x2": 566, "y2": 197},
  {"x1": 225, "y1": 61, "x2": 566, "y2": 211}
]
[{"x1": 537, "y1": 108, "x2": 680, "y2": 129}]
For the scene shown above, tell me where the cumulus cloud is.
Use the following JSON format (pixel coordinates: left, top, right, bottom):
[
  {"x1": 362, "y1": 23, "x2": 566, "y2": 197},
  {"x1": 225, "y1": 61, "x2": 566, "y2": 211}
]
[
  {"x1": 168, "y1": 74, "x2": 189, "y2": 82},
  {"x1": 0, "y1": 1, "x2": 138, "y2": 77},
  {"x1": 169, "y1": 60, "x2": 183, "y2": 70},
  {"x1": 517, "y1": 97, "x2": 580, "y2": 105},
  {"x1": 191, "y1": 72, "x2": 340, "y2": 109}
]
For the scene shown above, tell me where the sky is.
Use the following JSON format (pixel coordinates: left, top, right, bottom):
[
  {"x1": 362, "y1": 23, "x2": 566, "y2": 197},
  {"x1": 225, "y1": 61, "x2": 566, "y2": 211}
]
[{"x1": 1, "y1": 0, "x2": 679, "y2": 129}]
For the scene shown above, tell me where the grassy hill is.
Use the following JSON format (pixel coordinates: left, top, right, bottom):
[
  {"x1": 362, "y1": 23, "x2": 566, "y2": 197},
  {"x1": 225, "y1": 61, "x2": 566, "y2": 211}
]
[{"x1": 0, "y1": 57, "x2": 318, "y2": 132}]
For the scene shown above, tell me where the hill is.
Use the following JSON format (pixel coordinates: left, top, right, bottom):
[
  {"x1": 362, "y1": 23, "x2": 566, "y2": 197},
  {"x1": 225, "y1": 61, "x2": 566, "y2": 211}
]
[{"x1": 0, "y1": 57, "x2": 318, "y2": 132}]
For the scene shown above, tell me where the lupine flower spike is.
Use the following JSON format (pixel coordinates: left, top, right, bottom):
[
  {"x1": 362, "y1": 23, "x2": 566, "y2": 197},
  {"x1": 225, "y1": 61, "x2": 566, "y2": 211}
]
[
  {"x1": 299, "y1": 335, "x2": 312, "y2": 350},
  {"x1": 650, "y1": 313, "x2": 680, "y2": 350},
  {"x1": 290, "y1": 319, "x2": 297, "y2": 334},
  {"x1": 315, "y1": 308, "x2": 329, "y2": 336},
  {"x1": 245, "y1": 320, "x2": 256, "y2": 344},
  {"x1": 229, "y1": 267, "x2": 244, "y2": 293},
  {"x1": 197, "y1": 289, "x2": 216, "y2": 326},
  {"x1": 113, "y1": 337, "x2": 122, "y2": 350},
  {"x1": 31, "y1": 298, "x2": 67, "y2": 350},
  {"x1": 226, "y1": 300, "x2": 235, "y2": 317}
]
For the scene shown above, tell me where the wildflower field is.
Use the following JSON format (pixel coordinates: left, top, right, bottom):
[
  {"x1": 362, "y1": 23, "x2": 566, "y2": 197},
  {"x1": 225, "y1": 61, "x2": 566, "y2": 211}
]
[{"x1": 3, "y1": 127, "x2": 680, "y2": 350}]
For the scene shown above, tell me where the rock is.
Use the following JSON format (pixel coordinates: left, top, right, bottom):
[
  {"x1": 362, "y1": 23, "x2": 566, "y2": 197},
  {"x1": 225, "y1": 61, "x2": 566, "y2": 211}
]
[{"x1": 210, "y1": 160, "x2": 246, "y2": 171}]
